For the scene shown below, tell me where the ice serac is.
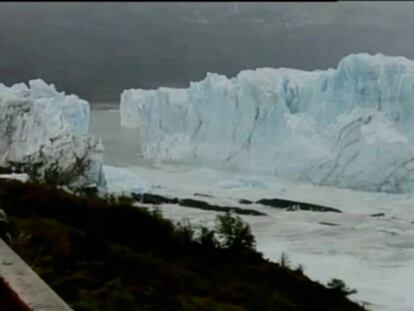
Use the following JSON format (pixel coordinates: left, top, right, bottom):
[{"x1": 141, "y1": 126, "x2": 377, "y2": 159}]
[
  {"x1": 0, "y1": 79, "x2": 106, "y2": 189},
  {"x1": 120, "y1": 53, "x2": 414, "y2": 194}
]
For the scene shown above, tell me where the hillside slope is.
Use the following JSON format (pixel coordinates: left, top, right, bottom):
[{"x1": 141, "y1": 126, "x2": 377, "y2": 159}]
[{"x1": 0, "y1": 179, "x2": 366, "y2": 311}]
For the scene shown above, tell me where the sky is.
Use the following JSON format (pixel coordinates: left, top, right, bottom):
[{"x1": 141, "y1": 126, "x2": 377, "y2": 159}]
[{"x1": 1, "y1": 2, "x2": 414, "y2": 102}]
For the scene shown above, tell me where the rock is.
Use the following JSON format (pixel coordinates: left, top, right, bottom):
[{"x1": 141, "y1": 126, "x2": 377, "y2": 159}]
[
  {"x1": 239, "y1": 199, "x2": 253, "y2": 204},
  {"x1": 256, "y1": 198, "x2": 342, "y2": 213},
  {"x1": 179, "y1": 198, "x2": 266, "y2": 216},
  {"x1": 131, "y1": 193, "x2": 266, "y2": 216},
  {"x1": 194, "y1": 193, "x2": 214, "y2": 198},
  {"x1": 132, "y1": 193, "x2": 178, "y2": 205},
  {"x1": 319, "y1": 222, "x2": 340, "y2": 226},
  {"x1": 78, "y1": 186, "x2": 99, "y2": 196},
  {"x1": 370, "y1": 213, "x2": 385, "y2": 217}
]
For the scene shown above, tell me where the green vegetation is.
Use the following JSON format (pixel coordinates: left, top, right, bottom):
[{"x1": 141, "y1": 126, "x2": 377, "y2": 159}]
[
  {"x1": 0, "y1": 179, "x2": 367, "y2": 311},
  {"x1": 215, "y1": 211, "x2": 256, "y2": 253},
  {"x1": 7, "y1": 151, "x2": 91, "y2": 188},
  {"x1": 327, "y1": 278, "x2": 358, "y2": 297}
]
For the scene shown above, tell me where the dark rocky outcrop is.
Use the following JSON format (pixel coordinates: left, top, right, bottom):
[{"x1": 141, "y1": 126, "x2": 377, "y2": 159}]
[
  {"x1": 256, "y1": 198, "x2": 342, "y2": 213},
  {"x1": 131, "y1": 193, "x2": 266, "y2": 216},
  {"x1": 193, "y1": 192, "x2": 214, "y2": 198},
  {"x1": 370, "y1": 213, "x2": 385, "y2": 218},
  {"x1": 239, "y1": 199, "x2": 253, "y2": 204},
  {"x1": 0, "y1": 166, "x2": 13, "y2": 174},
  {"x1": 179, "y1": 198, "x2": 266, "y2": 216},
  {"x1": 131, "y1": 193, "x2": 179, "y2": 205},
  {"x1": 319, "y1": 222, "x2": 340, "y2": 226},
  {"x1": 132, "y1": 193, "x2": 343, "y2": 216}
]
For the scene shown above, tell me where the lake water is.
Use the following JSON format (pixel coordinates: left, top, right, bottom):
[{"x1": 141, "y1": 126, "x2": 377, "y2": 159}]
[{"x1": 90, "y1": 105, "x2": 414, "y2": 311}]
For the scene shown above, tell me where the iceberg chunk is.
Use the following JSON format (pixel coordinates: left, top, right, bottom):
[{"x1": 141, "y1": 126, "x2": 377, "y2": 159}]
[
  {"x1": 0, "y1": 79, "x2": 105, "y2": 189},
  {"x1": 103, "y1": 165, "x2": 151, "y2": 194},
  {"x1": 120, "y1": 53, "x2": 414, "y2": 194}
]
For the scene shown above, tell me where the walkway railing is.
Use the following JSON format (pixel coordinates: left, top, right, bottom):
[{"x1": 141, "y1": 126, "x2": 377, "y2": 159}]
[{"x1": 0, "y1": 238, "x2": 73, "y2": 311}]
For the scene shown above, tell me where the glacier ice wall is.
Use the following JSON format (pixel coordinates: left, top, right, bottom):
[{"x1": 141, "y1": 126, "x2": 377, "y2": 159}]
[
  {"x1": 0, "y1": 79, "x2": 106, "y2": 189},
  {"x1": 120, "y1": 53, "x2": 414, "y2": 194}
]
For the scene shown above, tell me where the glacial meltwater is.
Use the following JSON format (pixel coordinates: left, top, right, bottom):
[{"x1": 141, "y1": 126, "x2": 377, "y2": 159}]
[{"x1": 91, "y1": 104, "x2": 414, "y2": 311}]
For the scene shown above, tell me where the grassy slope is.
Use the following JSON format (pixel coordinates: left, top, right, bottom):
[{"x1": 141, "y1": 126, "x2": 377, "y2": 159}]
[{"x1": 0, "y1": 180, "x2": 367, "y2": 311}]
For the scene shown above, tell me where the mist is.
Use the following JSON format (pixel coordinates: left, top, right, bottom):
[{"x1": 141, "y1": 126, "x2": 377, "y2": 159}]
[{"x1": 1, "y1": 2, "x2": 414, "y2": 102}]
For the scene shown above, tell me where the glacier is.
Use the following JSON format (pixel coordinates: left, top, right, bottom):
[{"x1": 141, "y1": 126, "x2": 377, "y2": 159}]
[
  {"x1": 0, "y1": 79, "x2": 106, "y2": 189},
  {"x1": 120, "y1": 53, "x2": 414, "y2": 194}
]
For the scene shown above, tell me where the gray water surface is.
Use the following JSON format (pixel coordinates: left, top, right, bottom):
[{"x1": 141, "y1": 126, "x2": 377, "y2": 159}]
[{"x1": 89, "y1": 105, "x2": 155, "y2": 168}]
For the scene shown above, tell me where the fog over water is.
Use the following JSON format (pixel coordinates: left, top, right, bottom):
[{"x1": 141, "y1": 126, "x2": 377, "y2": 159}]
[{"x1": 1, "y1": 2, "x2": 414, "y2": 101}]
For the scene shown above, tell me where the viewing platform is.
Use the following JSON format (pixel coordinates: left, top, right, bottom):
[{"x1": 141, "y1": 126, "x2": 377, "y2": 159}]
[{"x1": 0, "y1": 238, "x2": 72, "y2": 311}]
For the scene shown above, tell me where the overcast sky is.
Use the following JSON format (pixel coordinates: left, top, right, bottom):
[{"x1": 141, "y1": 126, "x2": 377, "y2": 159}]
[{"x1": 1, "y1": 2, "x2": 414, "y2": 102}]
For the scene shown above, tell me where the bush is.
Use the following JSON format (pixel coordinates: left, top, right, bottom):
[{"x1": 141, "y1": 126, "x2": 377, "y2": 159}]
[
  {"x1": 327, "y1": 278, "x2": 357, "y2": 296},
  {"x1": 102, "y1": 194, "x2": 134, "y2": 206},
  {"x1": 215, "y1": 211, "x2": 256, "y2": 253},
  {"x1": 195, "y1": 226, "x2": 218, "y2": 249},
  {"x1": 280, "y1": 252, "x2": 291, "y2": 268},
  {"x1": 1, "y1": 180, "x2": 366, "y2": 311},
  {"x1": 7, "y1": 149, "x2": 91, "y2": 189},
  {"x1": 176, "y1": 218, "x2": 195, "y2": 244}
]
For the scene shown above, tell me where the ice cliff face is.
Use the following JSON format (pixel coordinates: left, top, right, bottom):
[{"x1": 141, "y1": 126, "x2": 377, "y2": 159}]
[
  {"x1": 0, "y1": 79, "x2": 106, "y2": 189},
  {"x1": 120, "y1": 53, "x2": 414, "y2": 194}
]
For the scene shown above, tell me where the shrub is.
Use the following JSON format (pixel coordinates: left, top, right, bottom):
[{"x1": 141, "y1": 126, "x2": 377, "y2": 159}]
[
  {"x1": 327, "y1": 278, "x2": 357, "y2": 296},
  {"x1": 195, "y1": 225, "x2": 218, "y2": 249},
  {"x1": 296, "y1": 264, "x2": 304, "y2": 275},
  {"x1": 215, "y1": 211, "x2": 256, "y2": 253},
  {"x1": 7, "y1": 149, "x2": 91, "y2": 189},
  {"x1": 280, "y1": 252, "x2": 291, "y2": 268},
  {"x1": 102, "y1": 194, "x2": 134, "y2": 206},
  {"x1": 176, "y1": 218, "x2": 195, "y2": 244}
]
